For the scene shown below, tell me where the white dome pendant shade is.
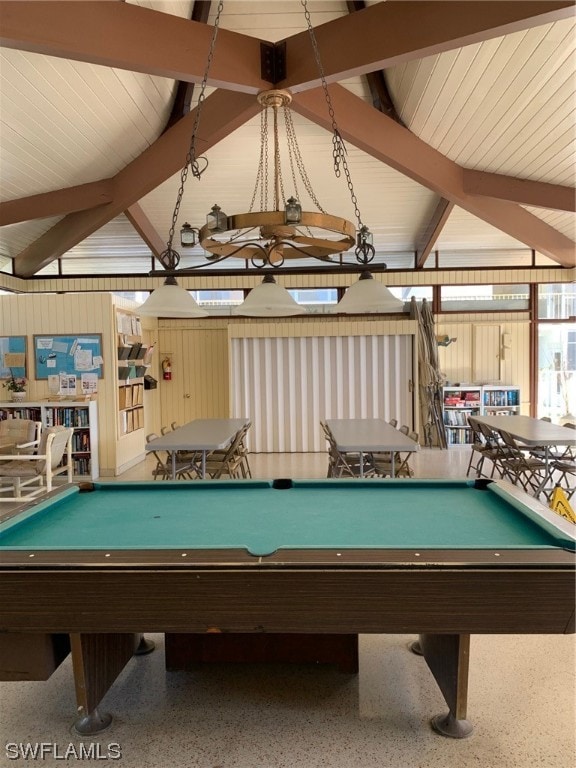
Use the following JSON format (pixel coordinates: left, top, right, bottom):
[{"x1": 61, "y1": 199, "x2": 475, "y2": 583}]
[
  {"x1": 233, "y1": 275, "x2": 306, "y2": 317},
  {"x1": 138, "y1": 278, "x2": 208, "y2": 318},
  {"x1": 334, "y1": 272, "x2": 405, "y2": 314}
]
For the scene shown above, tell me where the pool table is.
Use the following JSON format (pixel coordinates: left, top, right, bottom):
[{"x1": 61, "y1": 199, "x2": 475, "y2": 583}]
[{"x1": 0, "y1": 478, "x2": 574, "y2": 739}]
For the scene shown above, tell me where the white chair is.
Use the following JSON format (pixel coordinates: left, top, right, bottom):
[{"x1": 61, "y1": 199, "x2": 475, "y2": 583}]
[
  {"x1": 0, "y1": 418, "x2": 42, "y2": 455},
  {"x1": 0, "y1": 425, "x2": 73, "y2": 502}
]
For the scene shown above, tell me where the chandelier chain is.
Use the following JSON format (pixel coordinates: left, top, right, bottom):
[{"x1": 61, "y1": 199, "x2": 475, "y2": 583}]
[
  {"x1": 263, "y1": 108, "x2": 269, "y2": 210},
  {"x1": 248, "y1": 109, "x2": 267, "y2": 213},
  {"x1": 273, "y1": 105, "x2": 287, "y2": 209},
  {"x1": 284, "y1": 105, "x2": 326, "y2": 214},
  {"x1": 300, "y1": 0, "x2": 365, "y2": 230},
  {"x1": 165, "y1": 0, "x2": 225, "y2": 261}
]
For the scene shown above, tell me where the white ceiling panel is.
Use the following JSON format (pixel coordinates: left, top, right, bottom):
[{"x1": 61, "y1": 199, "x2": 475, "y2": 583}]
[{"x1": 386, "y1": 19, "x2": 576, "y2": 186}]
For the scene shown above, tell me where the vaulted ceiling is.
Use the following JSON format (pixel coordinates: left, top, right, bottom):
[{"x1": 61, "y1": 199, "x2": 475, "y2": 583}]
[{"x1": 0, "y1": 0, "x2": 574, "y2": 281}]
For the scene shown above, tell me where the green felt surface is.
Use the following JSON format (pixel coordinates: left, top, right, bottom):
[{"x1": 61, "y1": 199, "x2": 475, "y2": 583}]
[{"x1": 0, "y1": 479, "x2": 568, "y2": 557}]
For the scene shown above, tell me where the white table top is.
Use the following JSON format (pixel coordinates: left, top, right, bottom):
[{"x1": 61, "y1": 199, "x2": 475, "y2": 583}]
[
  {"x1": 470, "y1": 415, "x2": 575, "y2": 446},
  {"x1": 325, "y1": 419, "x2": 419, "y2": 453},
  {"x1": 146, "y1": 418, "x2": 249, "y2": 452}
]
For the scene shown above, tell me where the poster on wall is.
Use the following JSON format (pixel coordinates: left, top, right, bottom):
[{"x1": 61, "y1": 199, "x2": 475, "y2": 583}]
[
  {"x1": 0, "y1": 336, "x2": 27, "y2": 379},
  {"x1": 33, "y1": 334, "x2": 104, "y2": 379}
]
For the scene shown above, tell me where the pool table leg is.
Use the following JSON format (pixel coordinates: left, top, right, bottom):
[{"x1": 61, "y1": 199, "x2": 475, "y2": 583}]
[
  {"x1": 419, "y1": 633, "x2": 473, "y2": 739},
  {"x1": 70, "y1": 632, "x2": 140, "y2": 736}
]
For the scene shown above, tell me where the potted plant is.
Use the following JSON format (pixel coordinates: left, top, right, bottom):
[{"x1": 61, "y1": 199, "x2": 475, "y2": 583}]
[{"x1": 3, "y1": 374, "x2": 27, "y2": 402}]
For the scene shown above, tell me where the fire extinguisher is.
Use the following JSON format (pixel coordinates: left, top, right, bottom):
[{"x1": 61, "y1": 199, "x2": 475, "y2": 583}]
[{"x1": 162, "y1": 357, "x2": 172, "y2": 381}]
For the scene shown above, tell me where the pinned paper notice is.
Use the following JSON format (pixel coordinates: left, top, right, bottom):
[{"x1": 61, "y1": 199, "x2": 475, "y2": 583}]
[
  {"x1": 59, "y1": 373, "x2": 77, "y2": 396},
  {"x1": 81, "y1": 373, "x2": 98, "y2": 394},
  {"x1": 3, "y1": 352, "x2": 25, "y2": 367},
  {"x1": 74, "y1": 348, "x2": 93, "y2": 371}
]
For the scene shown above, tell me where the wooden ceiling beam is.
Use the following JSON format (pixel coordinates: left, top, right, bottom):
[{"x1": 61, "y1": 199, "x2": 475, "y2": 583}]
[
  {"x1": 164, "y1": 1, "x2": 212, "y2": 132},
  {"x1": 13, "y1": 90, "x2": 260, "y2": 277},
  {"x1": 415, "y1": 198, "x2": 455, "y2": 268},
  {"x1": 463, "y1": 169, "x2": 576, "y2": 212},
  {"x1": 0, "y1": 0, "x2": 267, "y2": 93},
  {"x1": 292, "y1": 86, "x2": 576, "y2": 267},
  {"x1": 124, "y1": 204, "x2": 165, "y2": 259},
  {"x1": 280, "y1": 1, "x2": 576, "y2": 91},
  {"x1": 345, "y1": 1, "x2": 404, "y2": 124},
  {"x1": 0, "y1": 179, "x2": 113, "y2": 226}
]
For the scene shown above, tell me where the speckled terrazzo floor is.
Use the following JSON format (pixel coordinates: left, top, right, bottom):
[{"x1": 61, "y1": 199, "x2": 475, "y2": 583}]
[{"x1": 1, "y1": 450, "x2": 574, "y2": 768}]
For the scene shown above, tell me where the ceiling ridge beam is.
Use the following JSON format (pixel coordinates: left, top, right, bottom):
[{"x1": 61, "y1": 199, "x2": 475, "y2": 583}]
[
  {"x1": 12, "y1": 90, "x2": 260, "y2": 277},
  {"x1": 291, "y1": 86, "x2": 575, "y2": 267},
  {"x1": 280, "y1": 1, "x2": 576, "y2": 91},
  {"x1": 463, "y1": 169, "x2": 576, "y2": 212},
  {"x1": 0, "y1": 0, "x2": 267, "y2": 93}
]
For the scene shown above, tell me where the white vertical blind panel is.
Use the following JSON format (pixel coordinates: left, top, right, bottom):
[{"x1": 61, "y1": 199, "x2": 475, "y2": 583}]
[{"x1": 231, "y1": 335, "x2": 414, "y2": 453}]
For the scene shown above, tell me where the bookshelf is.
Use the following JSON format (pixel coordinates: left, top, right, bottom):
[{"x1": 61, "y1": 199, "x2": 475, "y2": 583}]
[
  {"x1": 118, "y1": 381, "x2": 145, "y2": 435},
  {"x1": 117, "y1": 311, "x2": 151, "y2": 437},
  {"x1": 481, "y1": 385, "x2": 521, "y2": 415},
  {"x1": 0, "y1": 400, "x2": 99, "y2": 479},
  {"x1": 442, "y1": 385, "x2": 521, "y2": 446},
  {"x1": 442, "y1": 386, "x2": 482, "y2": 446}
]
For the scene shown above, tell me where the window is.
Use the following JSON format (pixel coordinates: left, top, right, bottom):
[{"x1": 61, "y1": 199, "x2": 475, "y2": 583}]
[
  {"x1": 440, "y1": 284, "x2": 529, "y2": 311},
  {"x1": 537, "y1": 323, "x2": 576, "y2": 421},
  {"x1": 112, "y1": 291, "x2": 149, "y2": 303},
  {"x1": 538, "y1": 284, "x2": 576, "y2": 320},
  {"x1": 191, "y1": 290, "x2": 244, "y2": 307},
  {"x1": 287, "y1": 288, "x2": 337, "y2": 313},
  {"x1": 389, "y1": 286, "x2": 433, "y2": 302}
]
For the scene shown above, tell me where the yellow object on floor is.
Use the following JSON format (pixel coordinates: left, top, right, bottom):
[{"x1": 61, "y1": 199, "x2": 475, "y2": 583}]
[{"x1": 549, "y1": 486, "x2": 576, "y2": 524}]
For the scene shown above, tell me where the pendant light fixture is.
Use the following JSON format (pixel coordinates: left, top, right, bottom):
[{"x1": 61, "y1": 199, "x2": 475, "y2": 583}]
[
  {"x1": 137, "y1": 276, "x2": 208, "y2": 318},
  {"x1": 232, "y1": 275, "x2": 305, "y2": 317},
  {"x1": 333, "y1": 272, "x2": 405, "y2": 314}
]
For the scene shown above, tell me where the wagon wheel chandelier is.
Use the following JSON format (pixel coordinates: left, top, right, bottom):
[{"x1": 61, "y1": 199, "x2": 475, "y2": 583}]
[
  {"x1": 139, "y1": 0, "x2": 396, "y2": 318},
  {"x1": 194, "y1": 87, "x2": 367, "y2": 270}
]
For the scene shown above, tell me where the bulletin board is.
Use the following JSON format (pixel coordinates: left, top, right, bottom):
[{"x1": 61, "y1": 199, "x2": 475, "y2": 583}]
[
  {"x1": 33, "y1": 334, "x2": 104, "y2": 379},
  {"x1": 0, "y1": 336, "x2": 27, "y2": 379}
]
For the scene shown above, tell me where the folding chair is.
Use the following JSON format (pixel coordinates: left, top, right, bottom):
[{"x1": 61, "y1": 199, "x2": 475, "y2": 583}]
[
  {"x1": 204, "y1": 429, "x2": 247, "y2": 479},
  {"x1": 372, "y1": 431, "x2": 417, "y2": 478},
  {"x1": 498, "y1": 430, "x2": 547, "y2": 496},
  {"x1": 550, "y1": 458, "x2": 575, "y2": 500},
  {"x1": 146, "y1": 433, "x2": 198, "y2": 480},
  {"x1": 320, "y1": 422, "x2": 374, "y2": 478},
  {"x1": 476, "y1": 421, "x2": 507, "y2": 479},
  {"x1": 466, "y1": 420, "x2": 501, "y2": 478},
  {"x1": 206, "y1": 422, "x2": 252, "y2": 478}
]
